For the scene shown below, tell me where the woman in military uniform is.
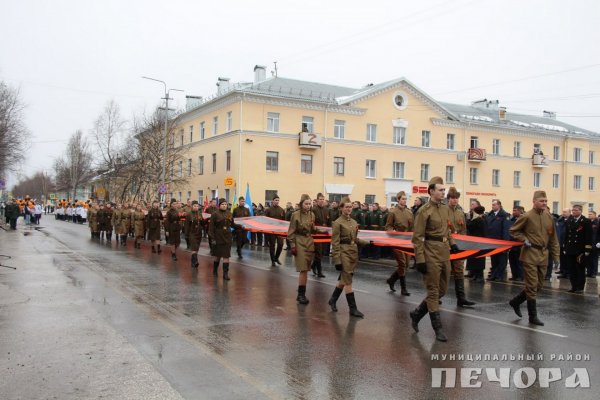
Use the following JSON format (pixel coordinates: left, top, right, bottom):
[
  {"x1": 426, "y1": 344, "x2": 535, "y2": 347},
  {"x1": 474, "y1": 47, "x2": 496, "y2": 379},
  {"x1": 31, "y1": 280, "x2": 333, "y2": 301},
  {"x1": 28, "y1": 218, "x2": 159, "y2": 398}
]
[
  {"x1": 208, "y1": 198, "x2": 235, "y2": 280},
  {"x1": 166, "y1": 199, "x2": 182, "y2": 261},
  {"x1": 328, "y1": 197, "x2": 370, "y2": 317},
  {"x1": 287, "y1": 194, "x2": 318, "y2": 304},
  {"x1": 146, "y1": 201, "x2": 163, "y2": 253},
  {"x1": 186, "y1": 201, "x2": 204, "y2": 268},
  {"x1": 131, "y1": 203, "x2": 146, "y2": 249}
]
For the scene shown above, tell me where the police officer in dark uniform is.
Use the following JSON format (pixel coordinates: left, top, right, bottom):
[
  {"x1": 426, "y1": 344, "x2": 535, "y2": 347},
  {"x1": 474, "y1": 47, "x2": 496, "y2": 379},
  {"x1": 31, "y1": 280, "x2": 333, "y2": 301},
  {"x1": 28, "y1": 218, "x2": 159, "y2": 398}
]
[
  {"x1": 265, "y1": 194, "x2": 286, "y2": 266},
  {"x1": 564, "y1": 204, "x2": 593, "y2": 293},
  {"x1": 232, "y1": 196, "x2": 250, "y2": 258},
  {"x1": 311, "y1": 193, "x2": 329, "y2": 278}
]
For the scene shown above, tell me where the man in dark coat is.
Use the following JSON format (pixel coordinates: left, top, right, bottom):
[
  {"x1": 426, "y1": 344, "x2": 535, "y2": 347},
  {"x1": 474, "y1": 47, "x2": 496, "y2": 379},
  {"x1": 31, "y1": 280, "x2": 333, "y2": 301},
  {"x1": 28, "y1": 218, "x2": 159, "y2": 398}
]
[
  {"x1": 232, "y1": 196, "x2": 250, "y2": 258},
  {"x1": 486, "y1": 199, "x2": 511, "y2": 281},
  {"x1": 265, "y1": 195, "x2": 286, "y2": 266},
  {"x1": 564, "y1": 205, "x2": 593, "y2": 293}
]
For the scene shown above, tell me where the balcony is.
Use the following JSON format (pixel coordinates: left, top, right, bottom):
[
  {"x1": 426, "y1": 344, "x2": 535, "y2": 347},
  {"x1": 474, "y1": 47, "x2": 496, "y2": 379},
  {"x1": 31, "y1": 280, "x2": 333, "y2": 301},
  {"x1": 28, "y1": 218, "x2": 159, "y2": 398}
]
[
  {"x1": 532, "y1": 154, "x2": 548, "y2": 168},
  {"x1": 467, "y1": 148, "x2": 487, "y2": 162}
]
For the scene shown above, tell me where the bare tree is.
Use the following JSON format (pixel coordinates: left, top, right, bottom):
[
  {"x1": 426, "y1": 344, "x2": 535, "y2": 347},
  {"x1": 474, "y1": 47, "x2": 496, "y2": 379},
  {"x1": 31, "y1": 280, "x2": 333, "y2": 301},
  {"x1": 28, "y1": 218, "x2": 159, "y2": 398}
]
[
  {"x1": 11, "y1": 171, "x2": 55, "y2": 201},
  {"x1": 89, "y1": 99, "x2": 128, "y2": 195},
  {"x1": 0, "y1": 81, "x2": 29, "y2": 176},
  {"x1": 53, "y1": 130, "x2": 95, "y2": 200}
]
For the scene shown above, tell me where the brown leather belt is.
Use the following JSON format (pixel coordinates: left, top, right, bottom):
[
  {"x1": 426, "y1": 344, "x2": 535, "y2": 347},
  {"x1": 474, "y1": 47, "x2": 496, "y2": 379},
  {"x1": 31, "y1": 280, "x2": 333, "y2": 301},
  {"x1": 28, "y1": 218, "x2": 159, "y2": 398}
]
[
  {"x1": 530, "y1": 243, "x2": 547, "y2": 250},
  {"x1": 340, "y1": 239, "x2": 355, "y2": 245},
  {"x1": 426, "y1": 235, "x2": 447, "y2": 242}
]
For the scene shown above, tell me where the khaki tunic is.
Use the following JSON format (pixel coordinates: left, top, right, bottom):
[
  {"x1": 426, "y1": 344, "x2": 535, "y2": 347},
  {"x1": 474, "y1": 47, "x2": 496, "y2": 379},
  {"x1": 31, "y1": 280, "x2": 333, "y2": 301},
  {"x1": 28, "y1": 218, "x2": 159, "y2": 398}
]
[
  {"x1": 332, "y1": 216, "x2": 369, "y2": 285},
  {"x1": 287, "y1": 210, "x2": 317, "y2": 272},
  {"x1": 412, "y1": 200, "x2": 454, "y2": 312},
  {"x1": 385, "y1": 205, "x2": 413, "y2": 276},
  {"x1": 132, "y1": 211, "x2": 146, "y2": 238},
  {"x1": 185, "y1": 211, "x2": 204, "y2": 251},
  {"x1": 448, "y1": 205, "x2": 467, "y2": 279},
  {"x1": 120, "y1": 208, "x2": 132, "y2": 234},
  {"x1": 146, "y1": 208, "x2": 163, "y2": 241},
  {"x1": 166, "y1": 208, "x2": 181, "y2": 246},
  {"x1": 209, "y1": 209, "x2": 234, "y2": 258},
  {"x1": 509, "y1": 208, "x2": 560, "y2": 299},
  {"x1": 88, "y1": 209, "x2": 99, "y2": 232},
  {"x1": 112, "y1": 209, "x2": 124, "y2": 235}
]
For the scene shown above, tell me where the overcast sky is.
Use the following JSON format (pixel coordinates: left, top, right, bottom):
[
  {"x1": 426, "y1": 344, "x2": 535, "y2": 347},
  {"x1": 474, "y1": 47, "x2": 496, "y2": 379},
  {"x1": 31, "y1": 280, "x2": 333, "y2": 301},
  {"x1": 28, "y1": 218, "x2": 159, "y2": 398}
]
[{"x1": 1, "y1": 0, "x2": 599, "y2": 186}]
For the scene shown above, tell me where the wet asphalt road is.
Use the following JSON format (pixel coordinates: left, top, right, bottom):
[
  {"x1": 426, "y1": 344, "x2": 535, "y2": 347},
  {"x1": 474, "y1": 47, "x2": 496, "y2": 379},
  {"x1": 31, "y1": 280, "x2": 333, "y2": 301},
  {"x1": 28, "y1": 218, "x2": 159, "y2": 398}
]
[{"x1": 1, "y1": 218, "x2": 599, "y2": 399}]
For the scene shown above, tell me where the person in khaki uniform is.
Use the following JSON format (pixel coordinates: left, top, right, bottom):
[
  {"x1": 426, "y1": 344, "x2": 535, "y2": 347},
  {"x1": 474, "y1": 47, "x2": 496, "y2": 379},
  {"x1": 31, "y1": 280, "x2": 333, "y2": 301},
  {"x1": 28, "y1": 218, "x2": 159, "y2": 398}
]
[
  {"x1": 131, "y1": 203, "x2": 146, "y2": 249},
  {"x1": 185, "y1": 201, "x2": 204, "y2": 268},
  {"x1": 410, "y1": 176, "x2": 459, "y2": 342},
  {"x1": 310, "y1": 193, "x2": 329, "y2": 278},
  {"x1": 328, "y1": 197, "x2": 370, "y2": 318},
  {"x1": 265, "y1": 194, "x2": 286, "y2": 267},
  {"x1": 508, "y1": 191, "x2": 560, "y2": 326},
  {"x1": 119, "y1": 203, "x2": 132, "y2": 246},
  {"x1": 112, "y1": 204, "x2": 123, "y2": 243},
  {"x1": 208, "y1": 198, "x2": 235, "y2": 280},
  {"x1": 446, "y1": 188, "x2": 476, "y2": 308},
  {"x1": 166, "y1": 200, "x2": 182, "y2": 261},
  {"x1": 88, "y1": 203, "x2": 99, "y2": 239},
  {"x1": 385, "y1": 191, "x2": 413, "y2": 296},
  {"x1": 146, "y1": 201, "x2": 164, "y2": 253},
  {"x1": 288, "y1": 194, "x2": 318, "y2": 304}
]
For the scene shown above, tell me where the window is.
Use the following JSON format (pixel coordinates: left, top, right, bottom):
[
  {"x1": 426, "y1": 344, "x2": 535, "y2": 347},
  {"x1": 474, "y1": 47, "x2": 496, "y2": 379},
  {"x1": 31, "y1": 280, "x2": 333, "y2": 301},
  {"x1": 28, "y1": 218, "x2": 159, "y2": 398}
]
[
  {"x1": 534, "y1": 143, "x2": 541, "y2": 154},
  {"x1": 213, "y1": 116, "x2": 218, "y2": 136},
  {"x1": 366, "y1": 124, "x2": 377, "y2": 142},
  {"x1": 226, "y1": 150, "x2": 231, "y2": 171},
  {"x1": 574, "y1": 147, "x2": 581, "y2": 162},
  {"x1": 198, "y1": 190, "x2": 203, "y2": 203},
  {"x1": 226, "y1": 111, "x2": 232, "y2": 131},
  {"x1": 187, "y1": 158, "x2": 192, "y2": 176},
  {"x1": 514, "y1": 200, "x2": 521, "y2": 208},
  {"x1": 302, "y1": 116, "x2": 314, "y2": 133},
  {"x1": 266, "y1": 151, "x2": 279, "y2": 171},
  {"x1": 265, "y1": 190, "x2": 278, "y2": 207},
  {"x1": 224, "y1": 189, "x2": 230, "y2": 203},
  {"x1": 421, "y1": 130, "x2": 431, "y2": 147},
  {"x1": 590, "y1": 151, "x2": 595, "y2": 164},
  {"x1": 446, "y1": 166, "x2": 454, "y2": 183},
  {"x1": 590, "y1": 177, "x2": 595, "y2": 191},
  {"x1": 420, "y1": 164, "x2": 430, "y2": 182},
  {"x1": 334, "y1": 120, "x2": 345, "y2": 139},
  {"x1": 553, "y1": 145, "x2": 559, "y2": 160},
  {"x1": 365, "y1": 194, "x2": 376, "y2": 204},
  {"x1": 334, "y1": 157, "x2": 345, "y2": 176},
  {"x1": 200, "y1": 122, "x2": 205, "y2": 140},
  {"x1": 178, "y1": 160, "x2": 183, "y2": 177},
  {"x1": 513, "y1": 171, "x2": 521, "y2": 187},
  {"x1": 178, "y1": 192, "x2": 182, "y2": 202},
  {"x1": 492, "y1": 169, "x2": 500, "y2": 186},
  {"x1": 393, "y1": 126, "x2": 406, "y2": 145},
  {"x1": 552, "y1": 174, "x2": 560, "y2": 188},
  {"x1": 513, "y1": 141, "x2": 521, "y2": 157},
  {"x1": 446, "y1": 133, "x2": 455, "y2": 150},
  {"x1": 189, "y1": 125, "x2": 193, "y2": 143},
  {"x1": 393, "y1": 161, "x2": 405, "y2": 179},
  {"x1": 589, "y1": 203, "x2": 595, "y2": 212},
  {"x1": 301, "y1": 154, "x2": 313, "y2": 174},
  {"x1": 187, "y1": 191, "x2": 191, "y2": 201},
  {"x1": 533, "y1": 172, "x2": 541, "y2": 188},
  {"x1": 470, "y1": 136, "x2": 478, "y2": 148},
  {"x1": 366, "y1": 159, "x2": 376, "y2": 178},
  {"x1": 211, "y1": 153, "x2": 216, "y2": 173},
  {"x1": 198, "y1": 156, "x2": 204, "y2": 175},
  {"x1": 552, "y1": 201, "x2": 559, "y2": 215},
  {"x1": 180, "y1": 129, "x2": 184, "y2": 147},
  {"x1": 492, "y1": 139, "x2": 500, "y2": 155},
  {"x1": 470, "y1": 167, "x2": 478, "y2": 184},
  {"x1": 267, "y1": 112, "x2": 280, "y2": 133},
  {"x1": 574, "y1": 175, "x2": 582, "y2": 190}
]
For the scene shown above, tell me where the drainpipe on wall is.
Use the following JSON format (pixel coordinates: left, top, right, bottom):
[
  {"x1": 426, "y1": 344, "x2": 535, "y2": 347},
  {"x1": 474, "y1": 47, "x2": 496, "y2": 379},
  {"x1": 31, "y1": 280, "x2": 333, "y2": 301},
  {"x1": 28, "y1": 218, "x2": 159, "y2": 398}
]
[
  {"x1": 323, "y1": 104, "x2": 329, "y2": 196},
  {"x1": 562, "y1": 135, "x2": 568, "y2": 208},
  {"x1": 238, "y1": 93, "x2": 244, "y2": 197}
]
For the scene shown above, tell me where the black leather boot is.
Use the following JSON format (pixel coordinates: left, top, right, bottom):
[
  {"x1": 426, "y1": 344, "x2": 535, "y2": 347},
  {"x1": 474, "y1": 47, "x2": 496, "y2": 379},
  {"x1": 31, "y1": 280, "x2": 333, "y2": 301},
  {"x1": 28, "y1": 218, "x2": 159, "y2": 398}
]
[
  {"x1": 429, "y1": 312, "x2": 448, "y2": 342},
  {"x1": 509, "y1": 290, "x2": 527, "y2": 318},
  {"x1": 410, "y1": 301, "x2": 428, "y2": 332},
  {"x1": 386, "y1": 271, "x2": 399, "y2": 292},
  {"x1": 311, "y1": 261, "x2": 318, "y2": 277},
  {"x1": 346, "y1": 292, "x2": 364, "y2": 318},
  {"x1": 191, "y1": 253, "x2": 198, "y2": 268},
  {"x1": 152, "y1": 246, "x2": 156, "y2": 253},
  {"x1": 213, "y1": 261, "x2": 219, "y2": 276},
  {"x1": 223, "y1": 263, "x2": 230, "y2": 280},
  {"x1": 399, "y1": 276, "x2": 411, "y2": 296},
  {"x1": 316, "y1": 262, "x2": 325, "y2": 278},
  {"x1": 455, "y1": 279, "x2": 475, "y2": 307},
  {"x1": 157, "y1": 244, "x2": 161, "y2": 254},
  {"x1": 527, "y1": 299, "x2": 544, "y2": 326},
  {"x1": 296, "y1": 285, "x2": 309, "y2": 305},
  {"x1": 237, "y1": 248, "x2": 243, "y2": 259},
  {"x1": 328, "y1": 287, "x2": 343, "y2": 312}
]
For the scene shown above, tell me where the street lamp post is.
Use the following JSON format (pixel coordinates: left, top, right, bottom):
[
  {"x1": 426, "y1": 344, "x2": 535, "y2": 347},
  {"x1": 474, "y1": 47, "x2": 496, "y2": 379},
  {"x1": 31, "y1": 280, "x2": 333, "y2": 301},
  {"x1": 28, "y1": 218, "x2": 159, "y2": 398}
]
[{"x1": 142, "y1": 76, "x2": 183, "y2": 204}]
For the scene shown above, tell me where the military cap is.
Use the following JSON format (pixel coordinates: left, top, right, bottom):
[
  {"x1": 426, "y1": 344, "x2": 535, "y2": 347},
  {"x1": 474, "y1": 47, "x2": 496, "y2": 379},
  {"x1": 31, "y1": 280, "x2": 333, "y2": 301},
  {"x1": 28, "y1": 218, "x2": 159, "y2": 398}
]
[
  {"x1": 191, "y1": 200, "x2": 198, "y2": 205},
  {"x1": 428, "y1": 176, "x2": 444, "y2": 186},
  {"x1": 533, "y1": 190, "x2": 547, "y2": 200},
  {"x1": 218, "y1": 198, "x2": 228, "y2": 205}
]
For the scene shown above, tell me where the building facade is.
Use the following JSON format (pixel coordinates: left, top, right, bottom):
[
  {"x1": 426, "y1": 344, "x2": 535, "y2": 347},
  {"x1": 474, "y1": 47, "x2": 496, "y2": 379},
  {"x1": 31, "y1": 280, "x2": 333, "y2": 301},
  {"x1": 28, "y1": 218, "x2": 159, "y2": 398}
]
[{"x1": 165, "y1": 65, "x2": 600, "y2": 213}]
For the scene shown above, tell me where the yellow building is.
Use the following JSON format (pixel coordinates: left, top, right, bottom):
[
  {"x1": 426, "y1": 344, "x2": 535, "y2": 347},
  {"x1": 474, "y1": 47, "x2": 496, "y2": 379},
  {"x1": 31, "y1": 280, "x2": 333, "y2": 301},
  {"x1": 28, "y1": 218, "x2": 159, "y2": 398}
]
[{"x1": 167, "y1": 65, "x2": 600, "y2": 213}]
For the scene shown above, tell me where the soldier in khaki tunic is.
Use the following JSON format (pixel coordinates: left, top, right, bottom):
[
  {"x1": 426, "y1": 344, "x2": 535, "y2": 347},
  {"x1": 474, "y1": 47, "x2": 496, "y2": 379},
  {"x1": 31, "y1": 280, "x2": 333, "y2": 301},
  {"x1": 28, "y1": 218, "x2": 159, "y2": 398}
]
[
  {"x1": 166, "y1": 199, "x2": 182, "y2": 261},
  {"x1": 88, "y1": 203, "x2": 99, "y2": 239},
  {"x1": 446, "y1": 188, "x2": 476, "y2": 307},
  {"x1": 185, "y1": 201, "x2": 204, "y2": 268},
  {"x1": 120, "y1": 203, "x2": 132, "y2": 246},
  {"x1": 328, "y1": 197, "x2": 370, "y2": 317},
  {"x1": 232, "y1": 196, "x2": 250, "y2": 258},
  {"x1": 508, "y1": 191, "x2": 560, "y2": 326},
  {"x1": 112, "y1": 204, "x2": 124, "y2": 244},
  {"x1": 265, "y1": 194, "x2": 286, "y2": 267},
  {"x1": 288, "y1": 194, "x2": 318, "y2": 304},
  {"x1": 410, "y1": 177, "x2": 459, "y2": 342},
  {"x1": 146, "y1": 201, "x2": 163, "y2": 253},
  {"x1": 310, "y1": 193, "x2": 330, "y2": 278},
  {"x1": 385, "y1": 191, "x2": 413, "y2": 295},
  {"x1": 208, "y1": 198, "x2": 235, "y2": 280},
  {"x1": 131, "y1": 203, "x2": 146, "y2": 249}
]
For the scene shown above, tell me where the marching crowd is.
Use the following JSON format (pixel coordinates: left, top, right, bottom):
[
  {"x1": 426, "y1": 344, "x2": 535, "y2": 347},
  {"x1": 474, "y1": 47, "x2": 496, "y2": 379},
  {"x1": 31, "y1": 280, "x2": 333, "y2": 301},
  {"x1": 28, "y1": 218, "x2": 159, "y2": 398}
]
[{"x1": 3, "y1": 181, "x2": 599, "y2": 341}]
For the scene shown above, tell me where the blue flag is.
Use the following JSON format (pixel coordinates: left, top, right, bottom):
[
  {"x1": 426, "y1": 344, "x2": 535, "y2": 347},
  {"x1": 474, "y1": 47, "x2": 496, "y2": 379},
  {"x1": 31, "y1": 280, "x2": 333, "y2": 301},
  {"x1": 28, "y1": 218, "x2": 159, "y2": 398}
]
[{"x1": 245, "y1": 183, "x2": 253, "y2": 241}]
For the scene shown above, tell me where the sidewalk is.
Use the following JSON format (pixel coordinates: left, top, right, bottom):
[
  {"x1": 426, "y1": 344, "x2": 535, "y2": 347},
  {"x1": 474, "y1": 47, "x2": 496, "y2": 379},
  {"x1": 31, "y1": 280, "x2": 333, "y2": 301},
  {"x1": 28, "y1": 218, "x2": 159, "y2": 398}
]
[{"x1": 0, "y1": 227, "x2": 183, "y2": 400}]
